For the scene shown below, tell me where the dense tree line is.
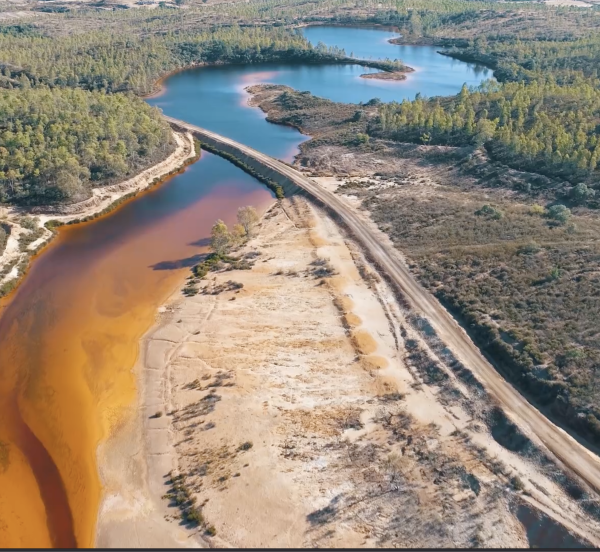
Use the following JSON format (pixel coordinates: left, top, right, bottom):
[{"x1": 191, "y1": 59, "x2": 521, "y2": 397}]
[
  {"x1": 375, "y1": 79, "x2": 600, "y2": 191},
  {"x1": 0, "y1": 24, "x2": 346, "y2": 95},
  {"x1": 0, "y1": 87, "x2": 172, "y2": 204},
  {"x1": 0, "y1": 21, "x2": 350, "y2": 205}
]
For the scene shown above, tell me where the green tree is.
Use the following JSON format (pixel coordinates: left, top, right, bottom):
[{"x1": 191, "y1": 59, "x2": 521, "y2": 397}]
[
  {"x1": 0, "y1": 87, "x2": 172, "y2": 205},
  {"x1": 571, "y1": 183, "x2": 596, "y2": 205},
  {"x1": 231, "y1": 223, "x2": 246, "y2": 245},
  {"x1": 210, "y1": 219, "x2": 232, "y2": 256},
  {"x1": 237, "y1": 205, "x2": 259, "y2": 236},
  {"x1": 474, "y1": 118, "x2": 497, "y2": 147}
]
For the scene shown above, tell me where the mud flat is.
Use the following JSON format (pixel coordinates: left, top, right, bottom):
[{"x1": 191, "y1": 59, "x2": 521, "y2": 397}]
[{"x1": 100, "y1": 194, "x2": 600, "y2": 547}]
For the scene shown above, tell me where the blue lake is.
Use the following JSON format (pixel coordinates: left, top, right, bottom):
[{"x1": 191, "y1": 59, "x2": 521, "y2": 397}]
[{"x1": 149, "y1": 25, "x2": 493, "y2": 160}]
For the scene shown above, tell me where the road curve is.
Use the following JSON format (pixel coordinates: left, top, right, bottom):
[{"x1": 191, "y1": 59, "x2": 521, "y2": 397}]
[{"x1": 166, "y1": 116, "x2": 600, "y2": 494}]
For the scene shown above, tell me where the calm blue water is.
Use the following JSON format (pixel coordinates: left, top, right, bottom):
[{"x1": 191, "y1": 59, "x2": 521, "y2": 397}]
[
  {"x1": 303, "y1": 26, "x2": 493, "y2": 100},
  {"x1": 148, "y1": 26, "x2": 493, "y2": 160}
]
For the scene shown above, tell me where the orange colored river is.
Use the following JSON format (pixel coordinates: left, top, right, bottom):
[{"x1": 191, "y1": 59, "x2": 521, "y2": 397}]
[{"x1": 0, "y1": 153, "x2": 274, "y2": 547}]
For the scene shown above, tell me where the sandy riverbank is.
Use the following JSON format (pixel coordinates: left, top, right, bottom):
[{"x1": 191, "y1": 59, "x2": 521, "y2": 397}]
[
  {"x1": 0, "y1": 131, "x2": 196, "y2": 295},
  {"x1": 97, "y1": 192, "x2": 599, "y2": 547}
]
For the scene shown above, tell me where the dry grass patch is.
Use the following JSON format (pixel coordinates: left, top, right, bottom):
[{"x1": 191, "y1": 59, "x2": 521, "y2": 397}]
[{"x1": 351, "y1": 330, "x2": 378, "y2": 355}]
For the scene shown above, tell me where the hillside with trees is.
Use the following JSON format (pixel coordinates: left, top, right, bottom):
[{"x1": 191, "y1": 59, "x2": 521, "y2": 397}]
[
  {"x1": 374, "y1": 80, "x2": 600, "y2": 197},
  {"x1": 0, "y1": 87, "x2": 173, "y2": 204},
  {"x1": 0, "y1": 23, "x2": 347, "y2": 95},
  {"x1": 0, "y1": 15, "x2": 349, "y2": 205}
]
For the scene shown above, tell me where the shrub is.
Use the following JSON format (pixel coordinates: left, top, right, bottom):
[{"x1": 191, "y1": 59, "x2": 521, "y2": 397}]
[
  {"x1": 238, "y1": 441, "x2": 253, "y2": 451},
  {"x1": 530, "y1": 204, "x2": 545, "y2": 216},
  {"x1": 19, "y1": 216, "x2": 38, "y2": 230},
  {"x1": 193, "y1": 253, "x2": 222, "y2": 279},
  {"x1": 355, "y1": 133, "x2": 370, "y2": 145},
  {"x1": 511, "y1": 475, "x2": 525, "y2": 491},
  {"x1": 352, "y1": 110, "x2": 364, "y2": 122},
  {"x1": 570, "y1": 183, "x2": 595, "y2": 205},
  {"x1": 185, "y1": 507, "x2": 204, "y2": 525},
  {"x1": 475, "y1": 204, "x2": 503, "y2": 219},
  {"x1": 547, "y1": 204, "x2": 571, "y2": 224}
]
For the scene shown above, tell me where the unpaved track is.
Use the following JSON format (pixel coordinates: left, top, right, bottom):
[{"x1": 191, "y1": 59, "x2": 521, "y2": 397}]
[{"x1": 166, "y1": 116, "x2": 600, "y2": 494}]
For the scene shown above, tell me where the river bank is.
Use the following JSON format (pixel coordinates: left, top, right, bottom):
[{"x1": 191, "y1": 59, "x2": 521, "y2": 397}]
[
  {"x1": 119, "y1": 189, "x2": 598, "y2": 547},
  {"x1": 0, "y1": 131, "x2": 196, "y2": 302}
]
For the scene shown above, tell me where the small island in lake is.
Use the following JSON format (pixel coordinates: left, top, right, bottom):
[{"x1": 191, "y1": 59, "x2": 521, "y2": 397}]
[
  {"x1": 360, "y1": 69, "x2": 411, "y2": 81},
  {"x1": 358, "y1": 59, "x2": 414, "y2": 81}
]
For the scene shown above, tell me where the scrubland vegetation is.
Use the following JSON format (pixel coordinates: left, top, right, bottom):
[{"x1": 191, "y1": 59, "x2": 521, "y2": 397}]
[
  {"x1": 247, "y1": 70, "x2": 600, "y2": 445},
  {"x1": 363, "y1": 191, "x2": 600, "y2": 442}
]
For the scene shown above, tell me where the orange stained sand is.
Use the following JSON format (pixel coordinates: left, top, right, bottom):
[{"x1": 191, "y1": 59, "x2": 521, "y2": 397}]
[
  {"x1": 343, "y1": 312, "x2": 362, "y2": 328},
  {"x1": 351, "y1": 329, "x2": 378, "y2": 355},
  {"x1": 361, "y1": 355, "x2": 389, "y2": 371},
  {"x1": 0, "y1": 161, "x2": 273, "y2": 548}
]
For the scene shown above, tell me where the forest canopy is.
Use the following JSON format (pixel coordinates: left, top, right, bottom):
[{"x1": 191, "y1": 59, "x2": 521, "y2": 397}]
[
  {"x1": 375, "y1": 79, "x2": 600, "y2": 190},
  {"x1": 0, "y1": 25, "x2": 337, "y2": 95},
  {"x1": 2, "y1": 0, "x2": 600, "y2": 203},
  {"x1": 0, "y1": 87, "x2": 172, "y2": 204}
]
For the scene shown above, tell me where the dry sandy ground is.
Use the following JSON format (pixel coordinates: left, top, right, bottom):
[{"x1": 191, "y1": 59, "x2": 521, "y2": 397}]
[
  {"x1": 0, "y1": 131, "x2": 195, "y2": 289},
  {"x1": 97, "y1": 195, "x2": 600, "y2": 547}
]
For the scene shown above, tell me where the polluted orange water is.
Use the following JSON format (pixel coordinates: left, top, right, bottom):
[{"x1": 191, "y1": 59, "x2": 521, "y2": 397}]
[{"x1": 0, "y1": 153, "x2": 274, "y2": 547}]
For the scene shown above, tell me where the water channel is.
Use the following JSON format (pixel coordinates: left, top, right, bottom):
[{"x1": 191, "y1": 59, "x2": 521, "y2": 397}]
[{"x1": 0, "y1": 26, "x2": 492, "y2": 547}]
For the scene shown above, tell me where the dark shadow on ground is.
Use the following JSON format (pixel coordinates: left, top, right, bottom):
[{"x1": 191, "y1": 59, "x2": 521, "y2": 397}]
[
  {"x1": 150, "y1": 252, "x2": 209, "y2": 271},
  {"x1": 188, "y1": 237, "x2": 211, "y2": 247},
  {"x1": 513, "y1": 501, "x2": 592, "y2": 548},
  {"x1": 306, "y1": 494, "x2": 343, "y2": 526}
]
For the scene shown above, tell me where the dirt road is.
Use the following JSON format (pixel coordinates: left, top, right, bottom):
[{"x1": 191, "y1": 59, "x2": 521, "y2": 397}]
[{"x1": 166, "y1": 116, "x2": 600, "y2": 495}]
